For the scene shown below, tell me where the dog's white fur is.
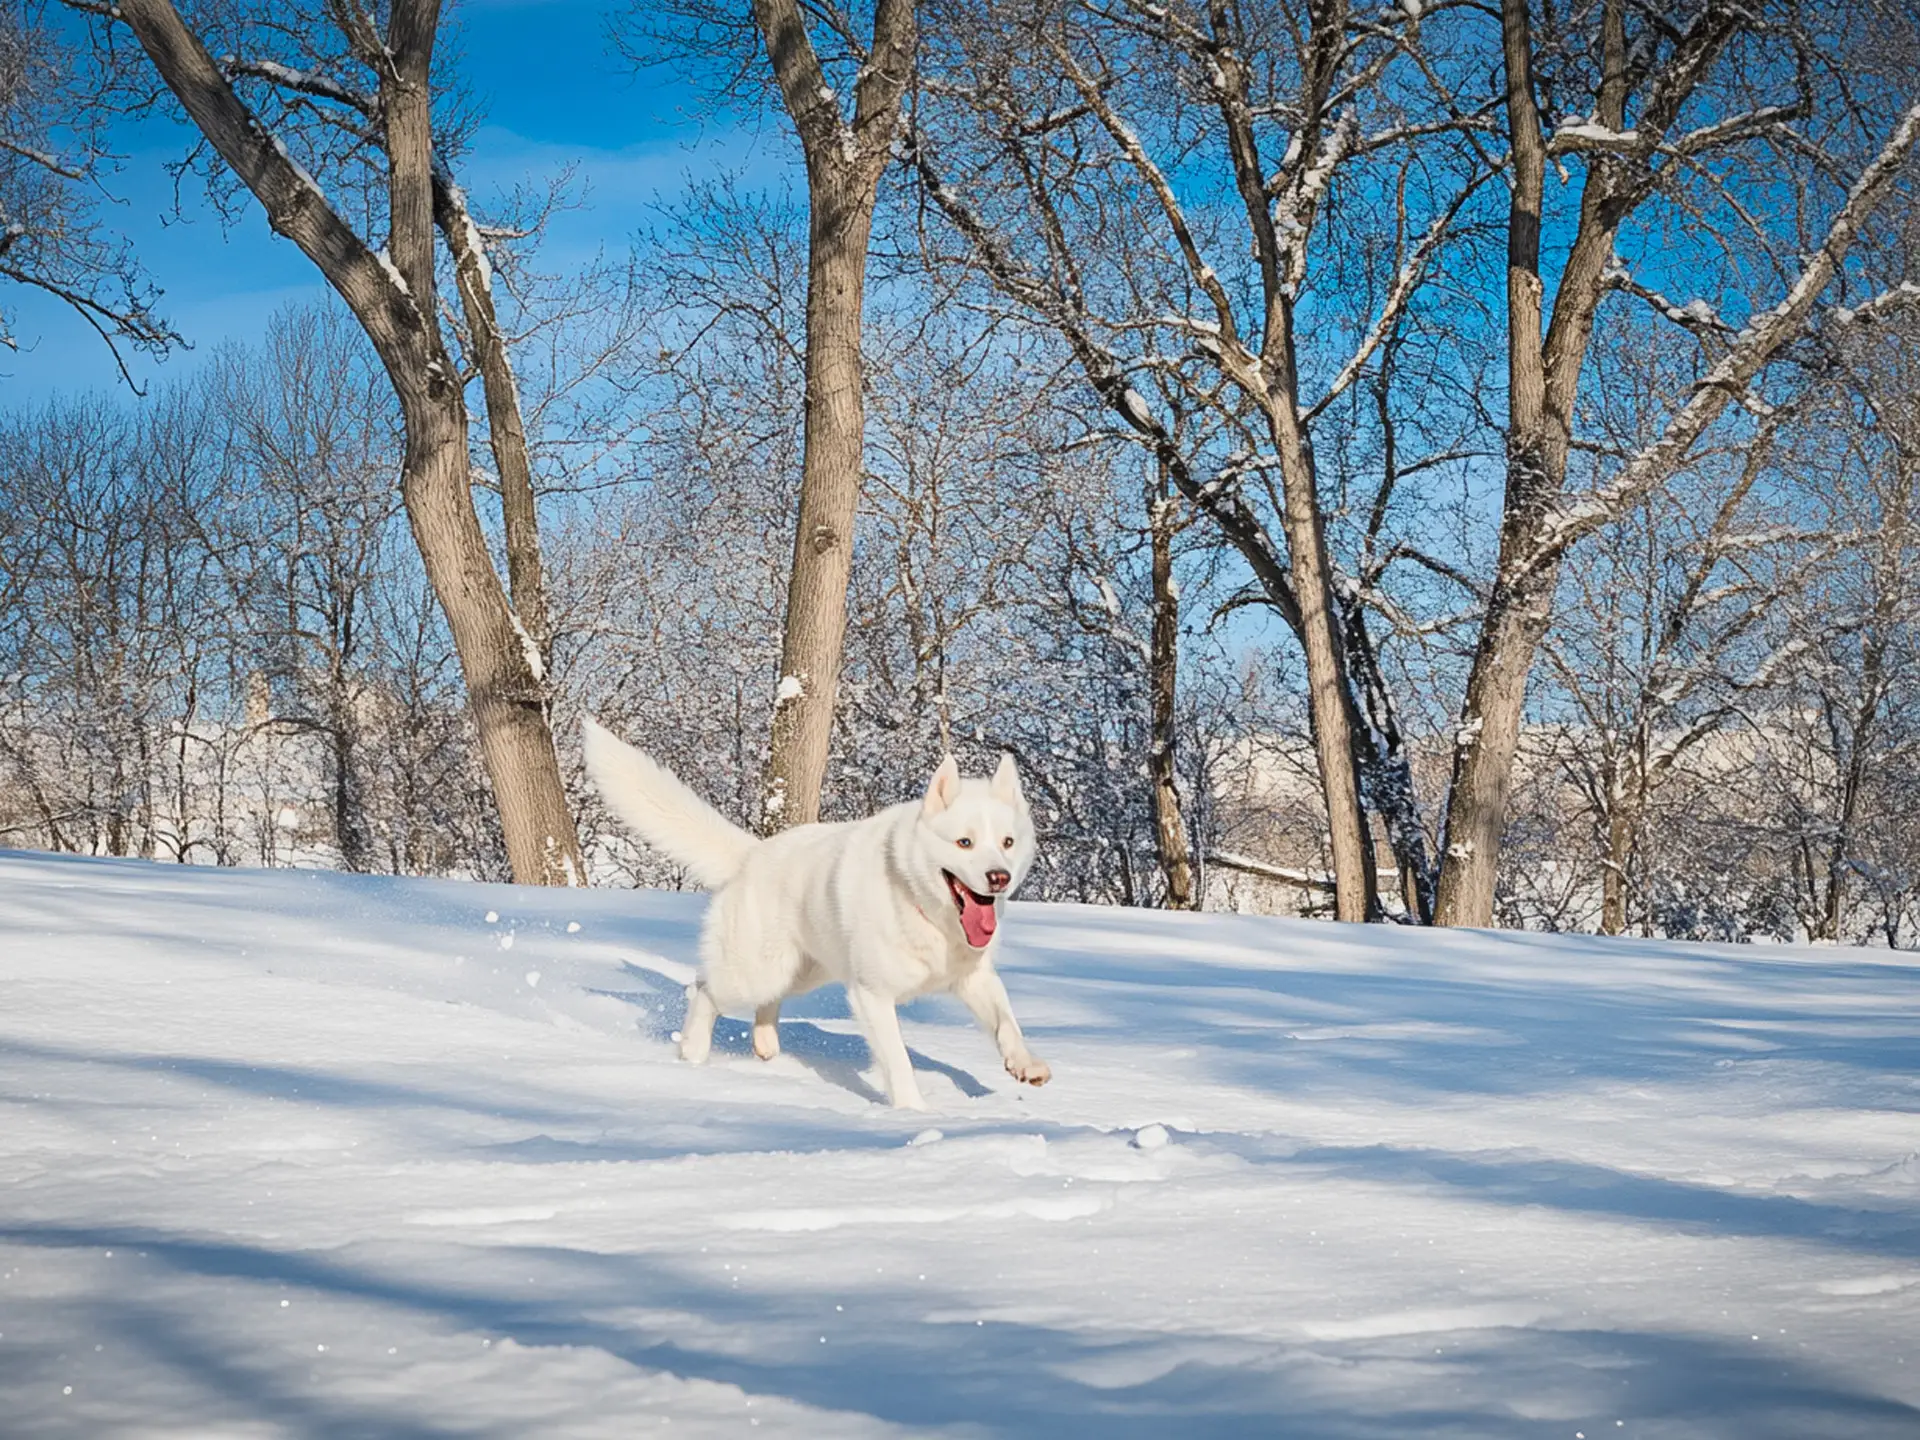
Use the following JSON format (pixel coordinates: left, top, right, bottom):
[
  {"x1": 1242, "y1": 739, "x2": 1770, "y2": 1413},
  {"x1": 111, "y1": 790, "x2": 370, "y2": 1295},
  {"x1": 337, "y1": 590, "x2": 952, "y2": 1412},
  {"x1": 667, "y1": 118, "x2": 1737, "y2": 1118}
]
[{"x1": 581, "y1": 718, "x2": 1049, "y2": 1109}]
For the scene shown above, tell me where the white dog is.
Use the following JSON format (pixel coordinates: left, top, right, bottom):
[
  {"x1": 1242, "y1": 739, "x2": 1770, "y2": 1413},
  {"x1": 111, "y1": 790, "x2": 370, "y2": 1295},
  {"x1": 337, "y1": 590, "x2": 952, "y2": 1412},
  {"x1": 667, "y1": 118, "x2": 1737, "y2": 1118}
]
[{"x1": 581, "y1": 719, "x2": 1051, "y2": 1110}]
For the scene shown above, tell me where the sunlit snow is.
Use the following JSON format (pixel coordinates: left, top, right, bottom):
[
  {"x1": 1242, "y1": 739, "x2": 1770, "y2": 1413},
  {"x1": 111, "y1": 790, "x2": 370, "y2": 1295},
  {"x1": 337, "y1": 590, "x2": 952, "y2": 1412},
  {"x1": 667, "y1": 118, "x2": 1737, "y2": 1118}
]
[{"x1": 2, "y1": 850, "x2": 1916, "y2": 1437}]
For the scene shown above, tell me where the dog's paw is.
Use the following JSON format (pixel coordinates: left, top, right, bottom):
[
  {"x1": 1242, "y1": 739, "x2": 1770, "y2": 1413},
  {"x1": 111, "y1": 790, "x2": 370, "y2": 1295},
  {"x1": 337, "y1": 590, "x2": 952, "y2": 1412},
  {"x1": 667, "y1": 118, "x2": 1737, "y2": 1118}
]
[
  {"x1": 1006, "y1": 1056, "x2": 1051, "y2": 1087},
  {"x1": 752, "y1": 1026, "x2": 780, "y2": 1061}
]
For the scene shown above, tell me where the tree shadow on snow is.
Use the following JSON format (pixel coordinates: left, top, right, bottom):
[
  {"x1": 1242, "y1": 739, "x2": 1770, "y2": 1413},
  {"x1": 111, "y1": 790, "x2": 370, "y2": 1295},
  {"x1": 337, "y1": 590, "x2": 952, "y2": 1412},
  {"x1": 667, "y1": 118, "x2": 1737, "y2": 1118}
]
[
  {"x1": 3, "y1": 1221, "x2": 1918, "y2": 1440},
  {"x1": 1214, "y1": 1137, "x2": 1920, "y2": 1263},
  {"x1": 1020, "y1": 957, "x2": 1920, "y2": 1105}
]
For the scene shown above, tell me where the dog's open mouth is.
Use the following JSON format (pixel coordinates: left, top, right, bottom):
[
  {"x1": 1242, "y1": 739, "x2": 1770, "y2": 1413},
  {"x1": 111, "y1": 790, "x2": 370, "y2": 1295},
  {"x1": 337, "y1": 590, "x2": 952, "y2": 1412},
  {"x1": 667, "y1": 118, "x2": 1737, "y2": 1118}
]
[{"x1": 943, "y1": 870, "x2": 998, "y2": 949}]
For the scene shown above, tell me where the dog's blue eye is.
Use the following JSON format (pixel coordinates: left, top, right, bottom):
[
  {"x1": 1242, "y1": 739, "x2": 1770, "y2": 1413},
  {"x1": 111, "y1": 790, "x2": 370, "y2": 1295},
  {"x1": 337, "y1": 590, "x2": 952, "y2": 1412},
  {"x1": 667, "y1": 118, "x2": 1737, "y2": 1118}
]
[{"x1": 955, "y1": 837, "x2": 973, "y2": 849}]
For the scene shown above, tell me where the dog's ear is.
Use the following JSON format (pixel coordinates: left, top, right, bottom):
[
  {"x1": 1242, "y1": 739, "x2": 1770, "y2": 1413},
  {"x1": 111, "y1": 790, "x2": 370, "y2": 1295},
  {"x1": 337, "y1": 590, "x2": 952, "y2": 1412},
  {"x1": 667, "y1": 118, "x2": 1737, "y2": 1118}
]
[
  {"x1": 991, "y1": 751, "x2": 1024, "y2": 807},
  {"x1": 923, "y1": 754, "x2": 962, "y2": 815}
]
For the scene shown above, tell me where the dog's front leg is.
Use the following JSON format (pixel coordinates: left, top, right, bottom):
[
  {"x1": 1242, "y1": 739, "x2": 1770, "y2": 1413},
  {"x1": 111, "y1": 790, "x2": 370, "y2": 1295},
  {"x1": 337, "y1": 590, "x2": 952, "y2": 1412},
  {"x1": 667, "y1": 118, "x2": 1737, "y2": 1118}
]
[
  {"x1": 846, "y1": 984, "x2": 928, "y2": 1110},
  {"x1": 953, "y1": 964, "x2": 1050, "y2": 1087},
  {"x1": 753, "y1": 1001, "x2": 782, "y2": 1060}
]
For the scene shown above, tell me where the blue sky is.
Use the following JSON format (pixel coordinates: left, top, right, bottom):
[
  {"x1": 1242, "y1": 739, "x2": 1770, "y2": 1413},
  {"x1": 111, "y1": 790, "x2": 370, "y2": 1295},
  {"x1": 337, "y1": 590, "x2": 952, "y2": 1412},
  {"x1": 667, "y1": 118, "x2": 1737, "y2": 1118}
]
[{"x1": 5, "y1": 0, "x2": 785, "y2": 402}]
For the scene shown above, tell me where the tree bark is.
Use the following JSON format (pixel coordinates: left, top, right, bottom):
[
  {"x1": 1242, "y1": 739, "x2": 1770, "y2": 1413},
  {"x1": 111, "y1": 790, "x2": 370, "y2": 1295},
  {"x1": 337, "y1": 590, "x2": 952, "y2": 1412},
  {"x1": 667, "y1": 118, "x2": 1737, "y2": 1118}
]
[
  {"x1": 1272, "y1": 419, "x2": 1373, "y2": 921},
  {"x1": 1339, "y1": 597, "x2": 1436, "y2": 923},
  {"x1": 435, "y1": 174, "x2": 552, "y2": 662},
  {"x1": 762, "y1": 179, "x2": 878, "y2": 826},
  {"x1": 752, "y1": 0, "x2": 914, "y2": 830},
  {"x1": 1146, "y1": 487, "x2": 1196, "y2": 909},
  {"x1": 114, "y1": 0, "x2": 585, "y2": 885},
  {"x1": 1601, "y1": 778, "x2": 1635, "y2": 936}
]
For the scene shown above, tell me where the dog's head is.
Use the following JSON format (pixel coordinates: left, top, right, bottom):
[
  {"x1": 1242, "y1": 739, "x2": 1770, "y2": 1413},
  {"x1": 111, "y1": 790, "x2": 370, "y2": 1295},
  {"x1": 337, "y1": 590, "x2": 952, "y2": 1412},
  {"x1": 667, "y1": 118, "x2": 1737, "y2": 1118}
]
[{"x1": 914, "y1": 753, "x2": 1035, "y2": 950}]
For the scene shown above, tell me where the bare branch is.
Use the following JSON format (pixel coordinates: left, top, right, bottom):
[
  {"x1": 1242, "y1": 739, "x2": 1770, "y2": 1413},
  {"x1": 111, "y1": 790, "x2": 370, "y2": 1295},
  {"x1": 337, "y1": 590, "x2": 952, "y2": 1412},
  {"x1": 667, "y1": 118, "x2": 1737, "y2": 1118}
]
[{"x1": 1538, "y1": 98, "x2": 1920, "y2": 564}]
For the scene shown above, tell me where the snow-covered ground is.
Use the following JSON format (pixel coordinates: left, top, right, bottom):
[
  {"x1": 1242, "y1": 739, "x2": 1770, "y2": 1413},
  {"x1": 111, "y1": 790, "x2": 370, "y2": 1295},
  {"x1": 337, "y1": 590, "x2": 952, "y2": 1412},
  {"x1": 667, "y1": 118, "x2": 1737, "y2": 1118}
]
[{"x1": 2, "y1": 849, "x2": 1917, "y2": 1438}]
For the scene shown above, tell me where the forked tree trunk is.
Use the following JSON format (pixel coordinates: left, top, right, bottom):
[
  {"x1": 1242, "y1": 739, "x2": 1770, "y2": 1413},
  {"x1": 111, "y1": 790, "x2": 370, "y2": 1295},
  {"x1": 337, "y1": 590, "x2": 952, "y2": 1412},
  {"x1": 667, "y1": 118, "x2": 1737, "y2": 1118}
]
[
  {"x1": 115, "y1": 0, "x2": 585, "y2": 885},
  {"x1": 1431, "y1": 0, "x2": 1561, "y2": 928},
  {"x1": 751, "y1": 0, "x2": 914, "y2": 830}
]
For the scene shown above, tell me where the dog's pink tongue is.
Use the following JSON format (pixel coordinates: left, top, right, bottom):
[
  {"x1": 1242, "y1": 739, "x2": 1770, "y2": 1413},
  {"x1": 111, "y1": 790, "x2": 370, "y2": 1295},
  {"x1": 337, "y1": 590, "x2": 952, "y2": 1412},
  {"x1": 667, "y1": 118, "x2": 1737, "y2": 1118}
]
[{"x1": 959, "y1": 890, "x2": 998, "y2": 948}]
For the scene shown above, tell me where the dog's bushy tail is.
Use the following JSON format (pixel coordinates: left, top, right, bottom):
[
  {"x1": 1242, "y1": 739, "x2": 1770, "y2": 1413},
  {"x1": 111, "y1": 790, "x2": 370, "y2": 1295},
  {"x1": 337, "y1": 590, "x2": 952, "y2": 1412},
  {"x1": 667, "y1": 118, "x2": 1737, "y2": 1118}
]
[{"x1": 581, "y1": 718, "x2": 758, "y2": 888}]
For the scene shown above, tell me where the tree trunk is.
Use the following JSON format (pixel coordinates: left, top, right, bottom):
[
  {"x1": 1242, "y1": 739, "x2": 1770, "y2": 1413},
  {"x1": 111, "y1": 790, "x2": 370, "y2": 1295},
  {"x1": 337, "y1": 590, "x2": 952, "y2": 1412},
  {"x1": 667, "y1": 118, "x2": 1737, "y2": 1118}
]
[
  {"x1": 751, "y1": 0, "x2": 914, "y2": 830},
  {"x1": 1821, "y1": 644, "x2": 1887, "y2": 942},
  {"x1": 1146, "y1": 490, "x2": 1196, "y2": 909},
  {"x1": 763, "y1": 179, "x2": 877, "y2": 827},
  {"x1": 1268, "y1": 412, "x2": 1372, "y2": 922},
  {"x1": 396, "y1": 399, "x2": 585, "y2": 884},
  {"x1": 1436, "y1": 562, "x2": 1558, "y2": 925},
  {"x1": 329, "y1": 671, "x2": 368, "y2": 872},
  {"x1": 1601, "y1": 780, "x2": 1636, "y2": 936},
  {"x1": 1340, "y1": 598, "x2": 1436, "y2": 923}
]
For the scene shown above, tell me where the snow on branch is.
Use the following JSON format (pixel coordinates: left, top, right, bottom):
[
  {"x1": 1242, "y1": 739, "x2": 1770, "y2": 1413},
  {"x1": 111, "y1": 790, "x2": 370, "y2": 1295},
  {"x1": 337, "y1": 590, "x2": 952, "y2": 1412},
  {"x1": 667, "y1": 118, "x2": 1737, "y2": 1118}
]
[
  {"x1": 1207, "y1": 850, "x2": 1336, "y2": 891},
  {"x1": 220, "y1": 56, "x2": 377, "y2": 117},
  {"x1": 1669, "y1": 101, "x2": 1808, "y2": 157},
  {"x1": 1606, "y1": 265, "x2": 1732, "y2": 335},
  {"x1": 1268, "y1": 109, "x2": 1357, "y2": 210},
  {"x1": 1209, "y1": 849, "x2": 1399, "y2": 890},
  {"x1": 1831, "y1": 281, "x2": 1920, "y2": 327},
  {"x1": 0, "y1": 137, "x2": 89, "y2": 182},
  {"x1": 1530, "y1": 97, "x2": 1920, "y2": 569},
  {"x1": 1547, "y1": 119, "x2": 1642, "y2": 156}
]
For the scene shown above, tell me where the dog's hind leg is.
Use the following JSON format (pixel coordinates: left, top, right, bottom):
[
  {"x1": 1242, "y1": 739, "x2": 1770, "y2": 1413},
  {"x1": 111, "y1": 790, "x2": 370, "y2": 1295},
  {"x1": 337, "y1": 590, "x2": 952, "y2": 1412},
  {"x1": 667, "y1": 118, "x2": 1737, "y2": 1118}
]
[
  {"x1": 679, "y1": 981, "x2": 719, "y2": 1064},
  {"x1": 752, "y1": 1001, "x2": 781, "y2": 1060}
]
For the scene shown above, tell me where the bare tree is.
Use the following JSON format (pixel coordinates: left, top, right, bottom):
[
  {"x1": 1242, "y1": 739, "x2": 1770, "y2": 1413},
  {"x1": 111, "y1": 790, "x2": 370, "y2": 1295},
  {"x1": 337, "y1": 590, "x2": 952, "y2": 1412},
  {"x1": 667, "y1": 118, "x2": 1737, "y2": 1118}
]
[
  {"x1": 1771, "y1": 305, "x2": 1920, "y2": 942},
  {"x1": 1536, "y1": 405, "x2": 1828, "y2": 933},
  {"x1": 0, "y1": 400, "x2": 169, "y2": 856},
  {"x1": 209, "y1": 307, "x2": 400, "y2": 873},
  {"x1": 743, "y1": 0, "x2": 917, "y2": 828},
  {"x1": 1433, "y1": 0, "x2": 1920, "y2": 925},
  {"x1": 75, "y1": 0, "x2": 585, "y2": 884},
  {"x1": 909, "y1": 0, "x2": 1489, "y2": 918}
]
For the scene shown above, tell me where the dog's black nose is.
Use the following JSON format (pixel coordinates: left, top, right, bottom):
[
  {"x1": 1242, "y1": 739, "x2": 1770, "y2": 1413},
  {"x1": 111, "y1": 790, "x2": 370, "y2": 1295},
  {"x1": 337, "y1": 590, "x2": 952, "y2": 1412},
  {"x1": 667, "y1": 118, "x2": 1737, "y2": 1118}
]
[{"x1": 986, "y1": 869, "x2": 1011, "y2": 893}]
